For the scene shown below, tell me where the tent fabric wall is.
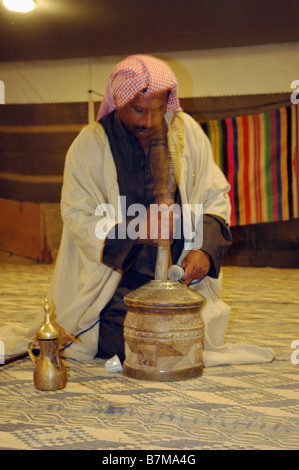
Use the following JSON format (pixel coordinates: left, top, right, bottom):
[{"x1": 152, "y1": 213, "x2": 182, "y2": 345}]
[
  {"x1": 0, "y1": 102, "x2": 86, "y2": 261},
  {"x1": 1, "y1": 43, "x2": 298, "y2": 104}
]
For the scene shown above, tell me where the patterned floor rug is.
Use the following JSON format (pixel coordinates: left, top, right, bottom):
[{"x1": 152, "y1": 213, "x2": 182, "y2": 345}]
[{"x1": 0, "y1": 264, "x2": 298, "y2": 450}]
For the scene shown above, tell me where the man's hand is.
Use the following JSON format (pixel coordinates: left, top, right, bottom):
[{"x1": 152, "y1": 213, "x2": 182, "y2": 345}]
[{"x1": 180, "y1": 250, "x2": 210, "y2": 286}]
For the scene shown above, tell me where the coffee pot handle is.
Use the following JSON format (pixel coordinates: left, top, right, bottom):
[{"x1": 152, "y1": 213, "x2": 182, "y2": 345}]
[{"x1": 28, "y1": 339, "x2": 39, "y2": 364}]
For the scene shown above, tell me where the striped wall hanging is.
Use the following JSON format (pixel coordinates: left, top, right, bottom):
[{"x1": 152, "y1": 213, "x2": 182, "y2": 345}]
[{"x1": 201, "y1": 104, "x2": 299, "y2": 227}]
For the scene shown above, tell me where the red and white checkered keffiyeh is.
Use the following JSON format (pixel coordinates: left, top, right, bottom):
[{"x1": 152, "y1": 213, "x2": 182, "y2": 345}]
[{"x1": 97, "y1": 55, "x2": 180, "y2": 121}]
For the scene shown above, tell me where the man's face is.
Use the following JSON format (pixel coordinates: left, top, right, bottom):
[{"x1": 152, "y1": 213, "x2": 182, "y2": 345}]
[{"x1": 116, "y1": 90, "x2": 168, "y2": 141}]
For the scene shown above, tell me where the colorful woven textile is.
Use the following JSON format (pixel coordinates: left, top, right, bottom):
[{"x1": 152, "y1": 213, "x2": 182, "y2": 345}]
[{"x1": 201, "y1": 104, "x2": 299, "y2": 226}]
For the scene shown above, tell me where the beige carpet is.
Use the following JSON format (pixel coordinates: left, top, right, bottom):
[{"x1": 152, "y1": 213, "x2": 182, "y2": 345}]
[{"x1": 0, "y1": 264, "x2": 298, "y2": 450}]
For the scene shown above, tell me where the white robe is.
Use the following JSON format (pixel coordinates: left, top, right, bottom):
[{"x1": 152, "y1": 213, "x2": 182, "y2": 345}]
[{"x1": 0, "y1": 111, "x2": 275, "y2": 367}]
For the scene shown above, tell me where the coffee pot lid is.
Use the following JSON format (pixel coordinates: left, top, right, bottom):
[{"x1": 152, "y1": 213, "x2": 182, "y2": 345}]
[{"x1": 36, "y1": 299, "x2": 61, "y2": 340}]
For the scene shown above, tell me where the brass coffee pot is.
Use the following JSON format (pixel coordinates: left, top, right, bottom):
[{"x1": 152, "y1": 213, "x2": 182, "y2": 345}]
[{"x1": 28, "y1": 299, "x2": 74, "y2": 391}]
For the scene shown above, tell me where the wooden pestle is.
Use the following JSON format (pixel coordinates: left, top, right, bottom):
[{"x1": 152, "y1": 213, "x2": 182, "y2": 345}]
[{"x1": 148, "y1": 123, "x2": 177, "y2": 281}]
